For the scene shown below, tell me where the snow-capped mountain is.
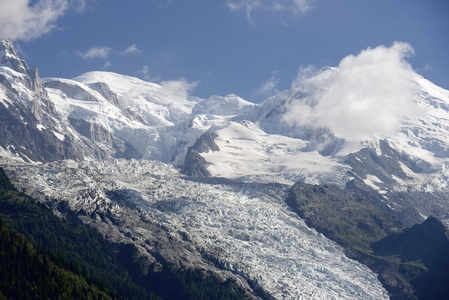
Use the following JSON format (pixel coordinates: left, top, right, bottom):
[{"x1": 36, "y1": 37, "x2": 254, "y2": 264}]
[
  {"x1": 2, "y1": 38, "x2": 449, "y2": 298},
  {"x1": 0, "y1": 39, "x2": 89, "y2": 162}
]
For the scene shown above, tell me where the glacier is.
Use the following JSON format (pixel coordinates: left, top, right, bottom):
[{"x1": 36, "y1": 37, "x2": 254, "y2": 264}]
[
  {"x1": 2, "y1": 158, "x2": 389, "y2": 299},
  {"x1": 2, "y1": 38, "x2": 449, "y2": 298}
]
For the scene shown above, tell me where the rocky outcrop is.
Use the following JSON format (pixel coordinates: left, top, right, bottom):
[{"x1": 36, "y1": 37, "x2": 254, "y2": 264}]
[
  {"x1": 45, "y1": 79, "x2": 98, "y2": 102},
  {"x1": 372, "y1": 216, "x2": 449, "y2": 300},
  {"x1": 286, "y1": 182, "x2": 402, "y2": 249},
  {"x1": 345, "y1": 140, "x2": 449, "y2": 227},
  {"x1": 287, "y1": 180, "x2": 449, "y2": 299},
  {"x1": 0, "y1": 39, "x2": 28, "y2": 74},
  {"x1": 89, "y1": 81, "x2": 119, "y2": 106},
  {"x1": 69, "y1": 118, "x2": 141, "y2": 159},
  {"x1": 0, "y1": 41, "x2": 88, "y2": 162},
  {"x1": 183, "y1": 131, "x2": 219, "y2": 177}
]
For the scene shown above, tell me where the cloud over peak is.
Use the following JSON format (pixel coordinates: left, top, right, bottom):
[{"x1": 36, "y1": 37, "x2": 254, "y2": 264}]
[{"x1": 283, "y1": 42, "x2": 421, "y2": 143}]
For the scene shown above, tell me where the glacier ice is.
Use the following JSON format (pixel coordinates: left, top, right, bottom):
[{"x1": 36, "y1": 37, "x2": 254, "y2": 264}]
[{"x1": 3, "y1": 159, "x2": 389, "y2": 299}]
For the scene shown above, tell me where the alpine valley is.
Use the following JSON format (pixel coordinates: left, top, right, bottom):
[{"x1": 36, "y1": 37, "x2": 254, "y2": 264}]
[{"x1": 1, "y1": 38, "x2": 449, "y2": 299}]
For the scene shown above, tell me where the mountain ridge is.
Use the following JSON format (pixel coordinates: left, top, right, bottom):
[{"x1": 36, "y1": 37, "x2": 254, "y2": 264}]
[{"x1": 2, "y1": 39, "x2": 449, "y2": 299}]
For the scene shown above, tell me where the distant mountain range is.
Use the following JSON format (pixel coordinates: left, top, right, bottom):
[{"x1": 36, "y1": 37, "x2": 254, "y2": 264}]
[{"x1": 2, "y1": 38, "x2": 449, "y2": 299}]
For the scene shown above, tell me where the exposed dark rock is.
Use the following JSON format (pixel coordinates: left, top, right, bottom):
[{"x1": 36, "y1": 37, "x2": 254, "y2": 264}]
[
  {"x1": 345, "y1": 140, "x2": 442, "y2": 227},
  {"x1": 0, "y1": 39, "x2": 29, "y2": 74},
  {"x1": 0, "y1": 103, "x2": 83, "y2": 162},
  {"x1": 286, "y1": 182, "x2": 414, "y2": 299},
  {"x1": 372, "y1": 216, "x2": 449, "y2": 300},
  {"x1": 287, "y1": 180, "x2": 449, "y2": 299},
  {"x1": 347, "y1": 140, "x2": 415, "y2": 185},
  {"x1": 0, "y1": 40, "x2": 95, "y2": 163},
  {"x1": 286, "y1": 181, "x2": 402, "y2": 249},
  {"x1": 184, "y1": 149, "x2": 212, "y2": 177},
  {"x1": 45, "y1": 79, "x2": 98, "y2": 102},
  {"x1": 183, "y1": 131, "x2": 219, "y2": 177},
  {"x1": 68, "y1": 118, "x2": 141, "y2": 159},
  {"x1": 89, "y1": 81, "x2": 120, "y2": 106},
  {"x1": 191, "y1": 131, "x2": 220, "y2": 153},
  {"x1": 122, "y1": 107, "x2": 150, "y2": 125}
]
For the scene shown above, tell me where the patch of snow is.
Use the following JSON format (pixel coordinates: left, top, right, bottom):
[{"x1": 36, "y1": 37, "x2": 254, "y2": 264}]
[
  {"x1": 0, "y1": 85, "x2": 10, "y2": 108},
  {"x1": 36, "y1": 124, "x2": 46, "y2": 131},
  {"x1": 363, "y1": 174, "x2": 383, "y2": 191},
  {"x1": 51, "y1": 130, "x2": 65, "y2": 141}
]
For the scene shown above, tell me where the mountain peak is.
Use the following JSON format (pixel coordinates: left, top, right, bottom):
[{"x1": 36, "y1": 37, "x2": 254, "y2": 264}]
[{"x1": 0, "y1": 38, "x2": 29, "y2": 74}]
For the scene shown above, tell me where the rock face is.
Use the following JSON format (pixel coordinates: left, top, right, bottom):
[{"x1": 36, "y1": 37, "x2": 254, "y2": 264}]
[
  {"x1": 0, "y1": 39, "x2": 91, "y2": 162},
  {"x1": 286, "y1": 181, "x2": 413, "y2": 298},
  {"x1": 286, "y1": 181, "x2": 449, "y2": 299},
  {"x1": 2, "y1": 38, "x2": 449, "y2": 299},
  {"x1": 345, "y1": 140, "x2": 449, "y2": 227},
  {"x1": 286, "y1": 181, "x2": 402, "y2": 249},
  {"x1": 372, "y1": 216, "x2": 449, "y2": 300},
  {"x1": 184, "y1": 131, "x2": 220, "y2": 177}
]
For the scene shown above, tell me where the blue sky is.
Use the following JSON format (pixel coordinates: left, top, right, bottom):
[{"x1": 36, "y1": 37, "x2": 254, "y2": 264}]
[{"x1": 1, "y1": 0, "x2": 448, "y2": 102}]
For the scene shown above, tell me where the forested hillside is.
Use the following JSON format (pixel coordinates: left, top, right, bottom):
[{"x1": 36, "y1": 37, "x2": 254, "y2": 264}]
[{"x1": 0, "y1": 167, "x2": 248, "y2": 300}]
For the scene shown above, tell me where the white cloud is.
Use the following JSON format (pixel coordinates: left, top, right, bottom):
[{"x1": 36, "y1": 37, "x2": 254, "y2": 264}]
[
  {"x1": 160, "y1": 78, "x2": 199, "y2": 100},
  {"x1": 291, "y1": 65, "x2": 318, "y2": 85},
  {"x1": 255, "y1": 72, "x2": 280, "y2": 99},
  {"x1": 0, "y1": 0, "x2": 87, "y2": 41},
  {"x1": 226, "y1": 0, "x2": 262, "y2": 24},
  {"x1": 70, "y1": 0, "x2": 88, "y2": 13},
  {"x1": 121, "y1": 44, "x2": 140, "y2": 55},
  {"x1": 138, "y1": 65, "x2": 160, "y2": 82},
  {"x1": 77, "y1": 46, "x2": 111, "y2": 59},
  {"x1": 141, "y1": 65, "x2": 150, "y2": 76},
  {"x1": 103, "y1": 60, "x2": 112, "y2": 68},
  {"x1": 291, "y1": 0, "x2": 312, "y2": 14},
  {"x1": 283, "y1": 42, "x2": 423, "y2": 143},
  {"x1": 226, "y1": 0, "x2": 313, "y2": 22}
]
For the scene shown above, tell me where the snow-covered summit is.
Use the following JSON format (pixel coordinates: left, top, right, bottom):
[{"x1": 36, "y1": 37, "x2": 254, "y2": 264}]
[
  {"x1": 2, "y1": 38, "x2": 449, "y2": 298},
  {"x1": 0, "y1": 39, "x2": 29, "y2": 74},
  {"x1": 74, "y1": 71, "x2": 200, "y2": 125},
  {"x1": 188, "y1": 64, "x2": 449, "y2": 226},
  {"x1": 2, "y1": 38, "x2": 449, "y2": 225}
]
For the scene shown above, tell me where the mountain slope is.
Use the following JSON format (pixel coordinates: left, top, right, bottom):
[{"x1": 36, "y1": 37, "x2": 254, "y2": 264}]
[
  {"x1": 2, "y1": 38, "x2": 449, "y2": 299},
  {"x1": 2, "y1": 158, "x2": 389, "y2": 299},
  {"x1": 198, "y1": 67, "x2": 449, "y2": 227},
  {"x1": 372, "y1": 216, "x2": 449, "y2": 300},
  {"x1": 0, "y1": 39, "x2": 94, "y2": 162},
  {"x1": 0, "y1": 167, "x2": 250, "y2": 300}
]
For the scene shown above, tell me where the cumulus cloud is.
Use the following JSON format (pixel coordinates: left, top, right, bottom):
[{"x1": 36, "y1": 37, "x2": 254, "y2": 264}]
[
  {"x1": 77, "y1": 46, "x2": 111, "y2": 59},
  {"x1": 283, "y1": 42, "x2": 422, "y2": 143},
  {"x1": 226, "y1": 0, "x2": 313, "y2": 23},
  {"x1": 0, "y1": 0, "x2": 87, "y2": 41},
  {"x1": 121, "y1": 44, "x2": 140, "y2": 55}
]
